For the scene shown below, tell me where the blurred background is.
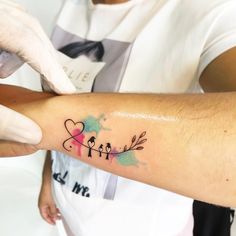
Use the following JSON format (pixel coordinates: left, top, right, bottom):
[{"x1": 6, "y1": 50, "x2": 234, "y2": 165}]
[{"x1": 0, "y1": 0, "x2": 235, "y2": 235}]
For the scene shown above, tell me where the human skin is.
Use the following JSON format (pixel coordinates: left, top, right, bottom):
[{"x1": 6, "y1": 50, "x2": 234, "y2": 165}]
[
  {"x1": 1, "y1": 80, "x2": 236, "y2": 208},
  {"x1": 38, "y1": 0, "x2": 236, "y2": 224},
  {"x1": 2, "y1": 10, "x2": 236, "y2": 212},
  {"x1": 3, "y1": 47, "x2": 236, "y2": 209},
  {"x1": 92, "y1": 0, "x2": 129, "y2": 4},
  {"x1": 37, "y1": 46, "x2": 236, "y2": 211},
  {"x1": 38, "y1": 151, "x2": 61, "y2": 225}
]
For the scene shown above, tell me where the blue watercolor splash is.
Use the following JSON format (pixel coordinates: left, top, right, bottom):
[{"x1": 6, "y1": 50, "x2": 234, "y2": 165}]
[
  {"x1": 82, "y1": 114, "x2": 110, "y2": 135},
  {"x1": 116, "y1": 151, "x2": 139, "y2": 166}
]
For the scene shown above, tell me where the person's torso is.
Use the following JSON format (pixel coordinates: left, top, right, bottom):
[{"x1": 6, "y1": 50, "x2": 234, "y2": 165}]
[{"x1": 49, "y1": 0, "x2": 228, "y2": 235}]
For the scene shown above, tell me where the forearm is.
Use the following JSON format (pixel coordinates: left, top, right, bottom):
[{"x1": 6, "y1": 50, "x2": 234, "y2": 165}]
[
  {"x1": 1, "y1": 85, "x2": 236, "y2": 206},
  {"x1": 41, "y1": 151, "x2": 52, "y2": 188}
]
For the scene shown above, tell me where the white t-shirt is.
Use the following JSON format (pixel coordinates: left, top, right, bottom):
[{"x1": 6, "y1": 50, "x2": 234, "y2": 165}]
[{"x1": 50, "y1": 0, "x2": 236, "y2": 236}]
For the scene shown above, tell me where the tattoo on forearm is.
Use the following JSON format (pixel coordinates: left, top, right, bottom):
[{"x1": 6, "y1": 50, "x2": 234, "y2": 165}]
[{"x1": 62, "y1": 115, "x2": 147, "y2": 166}]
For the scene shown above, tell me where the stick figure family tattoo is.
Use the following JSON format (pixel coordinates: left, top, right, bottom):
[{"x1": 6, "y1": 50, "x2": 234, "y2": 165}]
[{"x1": 62, "y1": 115, "x2": 147, "y2": 166}]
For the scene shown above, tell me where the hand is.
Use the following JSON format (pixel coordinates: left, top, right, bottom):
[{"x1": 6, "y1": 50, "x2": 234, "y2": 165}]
[
  {"x1": 0, "y1": 0, "x2": 76, "y2": 147},
  {"x1": 0, "y1": 0, "x2": 76, "y2": 94},
  {"x1": 0, "y1": 84, "x2": 53, "y2": 153},
  {"x1": 38, "y1": 184, "x2": 61, "y2": 225}
]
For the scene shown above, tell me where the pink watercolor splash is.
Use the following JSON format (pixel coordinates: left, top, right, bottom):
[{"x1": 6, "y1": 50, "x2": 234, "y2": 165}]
[{"x1": 71, "y1": 129, "x2": 85, "y2": 156}]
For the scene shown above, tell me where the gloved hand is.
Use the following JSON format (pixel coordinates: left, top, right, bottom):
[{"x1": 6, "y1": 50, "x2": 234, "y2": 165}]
[
  {"x1": 0, "y1": 105, "x2": 42, "y2": 145},
  {"x1": 0, "y1": 0, "x2": 76, "y2": 94},
  {"x1": 0, "y1": 0, "x2": 76, "y2": 146}
]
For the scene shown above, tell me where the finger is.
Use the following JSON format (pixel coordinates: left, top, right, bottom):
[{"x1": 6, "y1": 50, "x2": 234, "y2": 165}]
[
  {"x1": 0, "y1": 50, "x2": 23, "y2": 78},
  {"x1": 56, "y1": 208, "x2": 62, "y2": 219},
  {"x1": 40, "y1": 205, "x2": 56, "y2": 225},
  {"x1": 20, "y1": 40, "x2": 76, "y2": 94},
  {"x1": 0, "y1": 105, "x2": 42, "y2": 144},
  {"x1": 49, "y1": 204, "x2": 60, "y2": 220},
  {"x1": 40, "y1": 206, "x2": 56, "y2": 225},
  {"x1": 0, "y1": 140, "x2": 37, "y2": 157}
]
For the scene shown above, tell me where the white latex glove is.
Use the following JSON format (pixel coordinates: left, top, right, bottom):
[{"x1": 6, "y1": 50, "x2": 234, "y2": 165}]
[
  {"x1": 0, "y1": 0, "x2": 76, "y2": 94},
  {"x1": 0, "y1": 0, "x2": 76, "y2": 145},
  {"x1": 0, "y1": 105, "x2": 42, "y2": 144}
]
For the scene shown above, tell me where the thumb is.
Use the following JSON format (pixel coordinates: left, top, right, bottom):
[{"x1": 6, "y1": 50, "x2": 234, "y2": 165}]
[{"x1": 0, "y1": 105, "x2": 42, "y2": 144}]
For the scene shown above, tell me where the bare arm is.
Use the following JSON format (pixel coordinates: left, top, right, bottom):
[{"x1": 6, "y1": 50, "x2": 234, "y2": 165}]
[
  {"x1": 200, "y1": 47, "x2": 236, "y2": 92},
  {"x1": 0, "y1": 84, "x2": 236, "y2": 207},
  {"x1": 41, "y1": 151, "x2": 52, "y2": 189},
  {"x1": 3, "y1": 47, "x2": 236, "y2": 207},
  {"x1": 38, "y1": 151, "x2": 61, "y2": 225}
]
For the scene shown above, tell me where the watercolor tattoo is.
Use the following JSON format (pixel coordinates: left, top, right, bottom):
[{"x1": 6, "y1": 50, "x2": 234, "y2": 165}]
[{"x1": 62, "y1": 115, "x2": 147, "y2": 167}]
